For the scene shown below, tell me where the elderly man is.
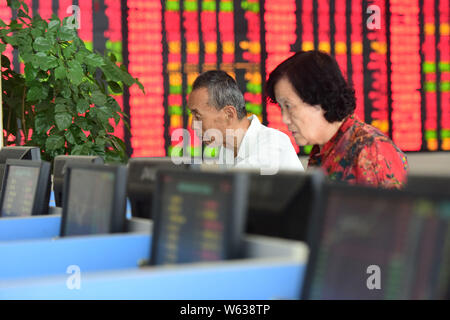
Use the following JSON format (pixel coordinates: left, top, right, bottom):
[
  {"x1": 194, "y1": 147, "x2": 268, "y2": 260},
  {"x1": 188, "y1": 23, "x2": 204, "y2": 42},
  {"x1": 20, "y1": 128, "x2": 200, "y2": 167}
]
[{"x1": 187, "y1": 70, "x2": 303, "y2": 174}]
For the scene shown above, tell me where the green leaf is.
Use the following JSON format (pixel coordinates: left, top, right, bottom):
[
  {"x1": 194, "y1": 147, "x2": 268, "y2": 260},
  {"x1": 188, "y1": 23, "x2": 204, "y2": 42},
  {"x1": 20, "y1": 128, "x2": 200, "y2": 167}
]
[
  {"x1": 19, "y1": 52, "x2": 33, "y2": 63},
  {"x1": 107, "y1": 81, "x2": 122, "y2": 94},
  {"x1": 109, "y1": 53, "x2": 117, "y2": 63},
  {"x1": 135, "y1": 78, "x2": 145, "y2": 93},
  {"x1": 95, "y1": 107, "x2": 111, "y2": 125},
  {"x1": 57, "y1": 26, "x2": 76, "y2": 41},
  {"x1": 91, "y1": 90, "x2": 107, "y2": 106},
  {"x1": 101, "y1": 58, "x2": 135, "y2": 86},
  {"x1": 55, "y1": 103, "x2": 67, "y2": 113},
  {"x1": 34, "y1": 52, "x2": 58, "y2": 71},
  {"x1": 22, "y1": 2, "x2": 29, "y2": 14},
  {"x1": 84, "y1": 53, "x2": 104, "y2": 68},
  {"x1": 74, "y1": 50, "x2": 88, "y2": 63},
  {"x1": 17, "y1": 33, "x2": 32, "y2": 49},
  {"x1": 34, "y1": 113, "x2": 51, "y2": 133},
  {"x1": 62, "y1": 43, "x2": 76, "y2": 59},
  {"x1": 18, "y1": 9, "x2": 31, "y2": 19},
  {"x1": 33, "y1": 19, "x2": 48, "y2": 31},
  {"x1": 30, "y1": 28, "x2": 43, "y2": 38},
  {"x1": 54, "y1": 65, "x2": 66, "y2": 80},
  {"x1": 48, "y1": 20, "x2": 60, "y2": 32},
  {"x1": 35, "y1": 101, "x2": 52, "y2": 112},
  {"x1": 55, "y1": 112, "x2": 72, "y2": 130},
  {"x1": 0, "y1": 42, "x2": 5, "y2": 52},
  {"x1": 54, "y1": 97, "x2": 68, "y2": 105},
  {"x1": 50, "y1": 14, "x2": 61, "y2": 23},
  {"x1": 10, "y1": 0, "x2": 21, "y2": 10},
  {"x1": 61, "y1": 85, "x2": 71, "y2": 98},
  {"x1": 1, "y1": 54, "x2": 11, "y2": 68},
  {"x1": 27, "y1": 85, "x2": 48, "y2": 101},
  {"x1": 76, "y1": 99, "x2": 90, "y2": 114},
  {"x1": 95, "y1": 137, "x2": 106, "y2": 147},
  {"x1": 33, "y1": 36, "x2": 51, "y2": 52},
  {"x1": 65, "y1": 129, "x2": 76, "y2": 145},
  {"x1": 78, "y1": 131, "x2": 88, "y2": 142},
  {"x1": 45, "y1": 135, "x2": 65, "y2": 151},
  {"x1": 71, "y1": 144, "x2": 84, "y2": 155},
  {"x1": 3, "y1": 34, "x2": 18, "y2": 46},
  {"x1": 67, "y1": 59, "x2": 84, "y2": 85},
  {"x1": 24, "y1": 63, "x2": 38, "y2": 80},
  {"x1": 75, "y1": 117, "x2": 92, "y2": 131}
]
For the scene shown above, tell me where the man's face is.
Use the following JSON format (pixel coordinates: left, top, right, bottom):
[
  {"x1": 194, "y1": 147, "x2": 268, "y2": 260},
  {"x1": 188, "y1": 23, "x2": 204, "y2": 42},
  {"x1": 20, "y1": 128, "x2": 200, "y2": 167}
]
[{"x1": 187, "y1": 87, "x2": 227, "y2": 146}]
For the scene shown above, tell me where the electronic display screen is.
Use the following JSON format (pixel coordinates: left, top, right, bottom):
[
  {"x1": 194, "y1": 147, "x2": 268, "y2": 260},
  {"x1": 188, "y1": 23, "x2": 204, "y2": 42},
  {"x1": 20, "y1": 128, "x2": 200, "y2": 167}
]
[
  {"x1": 64, "y1": 168, "x2": 116, "y2": 236},
  {"x1": 152, "y1": 172, "x2": 242, "y2": 265},
  {"x1": 304, "y1": 187, "x2": 450, "y2": 300},
  {"x1": 1, "y1": 1, "x2": 448, "y2": 156},
  {"x1": 1, "y1": 166, "x2": 40, "y2": 217}
]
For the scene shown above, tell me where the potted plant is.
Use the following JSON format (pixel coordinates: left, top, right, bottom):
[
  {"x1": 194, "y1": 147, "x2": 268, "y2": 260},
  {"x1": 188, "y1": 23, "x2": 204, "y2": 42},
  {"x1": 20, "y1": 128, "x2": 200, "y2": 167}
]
[{"x1": 0, "y1": 0, "x2": 144, "y2": 163}]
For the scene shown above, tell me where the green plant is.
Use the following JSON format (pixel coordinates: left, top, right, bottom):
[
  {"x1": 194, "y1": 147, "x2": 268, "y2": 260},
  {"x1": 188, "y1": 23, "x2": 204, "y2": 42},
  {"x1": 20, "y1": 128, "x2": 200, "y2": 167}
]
[{"x1": 0, "y1": 0, "x2": 144, "y2": 163}]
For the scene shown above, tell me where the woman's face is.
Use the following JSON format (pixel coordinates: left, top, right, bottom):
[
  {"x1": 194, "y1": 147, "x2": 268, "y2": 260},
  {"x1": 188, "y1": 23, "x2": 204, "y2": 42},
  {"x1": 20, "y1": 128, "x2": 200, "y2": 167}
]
[{"x1": 274, "y1": 77, "x2": 329, "y2": 146}]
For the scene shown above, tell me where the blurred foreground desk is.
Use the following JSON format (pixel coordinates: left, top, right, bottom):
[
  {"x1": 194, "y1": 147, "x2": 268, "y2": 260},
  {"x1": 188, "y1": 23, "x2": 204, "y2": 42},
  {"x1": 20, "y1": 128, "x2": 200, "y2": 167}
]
[
  {"x1": 0, "y1": 213, "x2": 151, "y2": 242},
  {"x1": 0, "y1": 235, "x2": 308, "y2": 300}
]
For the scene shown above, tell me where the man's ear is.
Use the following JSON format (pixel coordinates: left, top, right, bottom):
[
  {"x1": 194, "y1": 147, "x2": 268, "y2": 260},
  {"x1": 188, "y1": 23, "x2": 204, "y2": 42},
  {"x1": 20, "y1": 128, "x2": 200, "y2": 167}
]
[{"x1": 223, "y1": 105, "x2": 237, "y2": 124}]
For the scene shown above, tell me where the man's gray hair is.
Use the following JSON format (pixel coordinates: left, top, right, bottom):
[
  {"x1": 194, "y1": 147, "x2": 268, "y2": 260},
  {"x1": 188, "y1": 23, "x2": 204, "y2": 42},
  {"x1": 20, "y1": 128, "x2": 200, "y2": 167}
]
[{"x1": 192, "y1": 70, "x2": 247, "y2": 119}]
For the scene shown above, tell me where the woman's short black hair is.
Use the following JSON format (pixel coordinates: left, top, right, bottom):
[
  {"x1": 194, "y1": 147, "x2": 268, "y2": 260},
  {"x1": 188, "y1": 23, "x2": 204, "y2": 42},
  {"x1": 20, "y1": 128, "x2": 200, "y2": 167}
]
[{"x1": 266, "y1": 50, "x2": 356, "y2": 123}]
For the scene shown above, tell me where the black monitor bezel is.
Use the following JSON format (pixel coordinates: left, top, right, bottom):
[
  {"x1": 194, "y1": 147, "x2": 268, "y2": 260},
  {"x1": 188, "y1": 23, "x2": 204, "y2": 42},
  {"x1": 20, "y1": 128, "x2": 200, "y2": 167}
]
[
  {"x1": 301, "y1": 179, "x2": 450, "y2": 300},
  {"x1": 127, "y1": 157, "x2": 190, "y2": 219},
  {"x1": 0, "y1": 159, "x2": 51, "y2": 217},
  {"x1": 52, "y1": 155, "x2": 104, "y2": 207},
  {"x1": 150, "y1": 169, "x2": 249, "y2": 266},
  {"x1": 0, "y1": 146, "x2": 41, "y2": 163},
  {"x1": 244, "y1": 169, "x2": 325, "y2": 242},
  {"x1": 59, "y1": 163, "x2": 128, "y2": 237}
]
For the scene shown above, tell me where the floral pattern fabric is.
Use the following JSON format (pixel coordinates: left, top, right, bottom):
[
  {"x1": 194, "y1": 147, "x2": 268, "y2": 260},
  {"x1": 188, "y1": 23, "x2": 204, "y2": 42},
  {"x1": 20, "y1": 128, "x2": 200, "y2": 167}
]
[{"x1": 308, "y1": 114, "x2": 409, "y2": 189}]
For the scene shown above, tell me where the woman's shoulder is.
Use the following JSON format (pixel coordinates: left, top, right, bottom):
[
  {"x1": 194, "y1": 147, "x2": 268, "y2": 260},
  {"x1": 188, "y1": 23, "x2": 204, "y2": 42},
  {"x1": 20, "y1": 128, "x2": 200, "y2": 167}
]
[
  {"x1": 335, "y1": 116, "x2": 406, "y2": 164},
  {"x1": 346, "y1": 117, "x2": 396, "y2": 148}
]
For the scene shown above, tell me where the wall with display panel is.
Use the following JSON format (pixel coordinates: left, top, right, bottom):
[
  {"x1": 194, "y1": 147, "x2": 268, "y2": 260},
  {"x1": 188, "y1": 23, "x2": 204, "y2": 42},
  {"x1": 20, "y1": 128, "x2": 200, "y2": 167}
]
[
  {"x1": 1, "y1": 0, "x2": 449, "y2": 155},
  {"x1": 126, "y1": 0, "x2": 449, "y2": 156}
]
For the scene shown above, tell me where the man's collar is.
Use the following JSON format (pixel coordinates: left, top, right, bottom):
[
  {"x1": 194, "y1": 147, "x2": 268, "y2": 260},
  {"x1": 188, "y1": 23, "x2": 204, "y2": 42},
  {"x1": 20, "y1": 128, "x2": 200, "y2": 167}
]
[{"x1": 236, "y1": 114, "x2": 260, "y2": 160}]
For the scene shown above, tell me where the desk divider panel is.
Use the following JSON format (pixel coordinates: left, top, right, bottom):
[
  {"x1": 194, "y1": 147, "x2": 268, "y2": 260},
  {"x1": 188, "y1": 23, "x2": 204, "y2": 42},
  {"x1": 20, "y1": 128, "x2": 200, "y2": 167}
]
[
  {"x1": 0, "y1": 215, "x2": 61, "y2": 241},
  {"x1": 0, "y1": 236, "x2": 308, "y2": 300},
  {"x1": 0, "y1": 233, "x2": 151, "y2": 280},
  {"x1": 0, "y1": 214, "x2": 152, "y2": 242}
]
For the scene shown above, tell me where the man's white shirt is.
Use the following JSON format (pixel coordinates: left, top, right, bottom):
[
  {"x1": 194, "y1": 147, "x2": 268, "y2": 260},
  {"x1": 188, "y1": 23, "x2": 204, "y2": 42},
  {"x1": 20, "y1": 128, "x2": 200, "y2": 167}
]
[{"x1": 217, "y1": 115, "x2": 304, "y2": 174}]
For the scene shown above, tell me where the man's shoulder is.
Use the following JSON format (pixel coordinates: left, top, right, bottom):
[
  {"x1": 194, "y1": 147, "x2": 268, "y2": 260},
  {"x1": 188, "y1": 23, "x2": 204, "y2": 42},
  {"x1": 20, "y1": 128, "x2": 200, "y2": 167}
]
[{"x1": 254, "y1": 122, "x2": 292, "y2": 143}]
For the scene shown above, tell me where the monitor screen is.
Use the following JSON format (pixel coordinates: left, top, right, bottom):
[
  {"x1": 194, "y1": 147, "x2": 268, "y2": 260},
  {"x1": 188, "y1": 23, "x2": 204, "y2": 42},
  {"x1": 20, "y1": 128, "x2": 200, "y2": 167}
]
[
  {"x1": 52, "y1": 155, "x2": 104, "y2": 207},
  {"x1": 245, "y1": 171, "x2": 321, "y2": 241},
  {"x1": 127, "y1": 157, "x2": 189, "y2": 219},
  {"x1": 1, "y1": 166, "x2": 40, "y2": 217},
  {"x1": 0, "y1": 147, "x2": 41, "y2": 193},
  {"x1": 151, "y1": 171, "x2": 248, "y2": 265},
  {"x1": 302, "y1": 185, "x2": 450, "y2": 300},
  {"x1": 64, "y1": 168, "x2": 116, "y2": 236}
]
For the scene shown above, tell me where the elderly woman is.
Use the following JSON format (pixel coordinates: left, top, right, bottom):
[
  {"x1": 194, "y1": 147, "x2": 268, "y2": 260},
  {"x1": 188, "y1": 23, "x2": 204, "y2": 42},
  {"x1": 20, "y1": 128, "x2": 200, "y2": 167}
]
[{"x1": 266, "y1": 50, "x2": 408, "y2": 188}]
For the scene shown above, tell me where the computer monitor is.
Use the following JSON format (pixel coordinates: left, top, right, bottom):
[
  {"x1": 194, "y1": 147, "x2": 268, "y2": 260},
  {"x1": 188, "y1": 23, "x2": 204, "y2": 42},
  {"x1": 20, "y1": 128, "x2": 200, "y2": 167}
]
[
  {"x1": 127, "y1": 157, "x2": 190, "y2": 219},
  {"x1": 405, "y1": 174, "x2": 450, "y2": 197},
  {"x1": 245, "y1": 169, "x2": 324, "y2": 242},
  {"x1": 150, "y1": 169, "x2": 249, "y2": 265},
  {"x1": 60, "y1": 163, "x2": 128, "y2": 237},
  {"x1": 301, "y1": 180, "x2": 450, "y2": 300},
  {"x1": 0, "y1": 159, "x2": 51, "y2": 217},
  {"x1": 0, "y1": 146, "x2": 41, "y2": 193},
  {"x1": 53, "y1": 155, "x2": 104, "y2": 207}
]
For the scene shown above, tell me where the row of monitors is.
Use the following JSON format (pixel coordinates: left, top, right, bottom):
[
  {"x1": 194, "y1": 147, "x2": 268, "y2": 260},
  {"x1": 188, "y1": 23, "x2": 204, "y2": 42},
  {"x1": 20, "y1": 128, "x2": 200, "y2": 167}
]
[
  {"x1": 0, "y1": 149, "x2": 449, "y2": 299},
  {"x1": 0, "y1": 155, "x2": 319, "y2": 242}
]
